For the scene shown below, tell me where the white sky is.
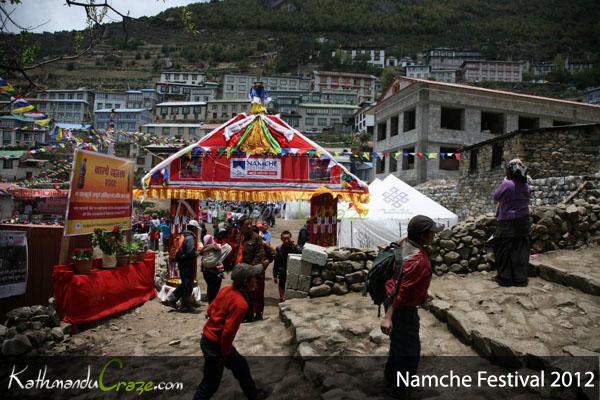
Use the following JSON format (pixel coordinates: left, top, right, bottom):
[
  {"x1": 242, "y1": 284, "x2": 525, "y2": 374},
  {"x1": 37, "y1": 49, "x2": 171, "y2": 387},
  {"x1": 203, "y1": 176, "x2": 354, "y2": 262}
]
[{"x1": 4, "y1": 0, "x2": 204, "y2": 33}]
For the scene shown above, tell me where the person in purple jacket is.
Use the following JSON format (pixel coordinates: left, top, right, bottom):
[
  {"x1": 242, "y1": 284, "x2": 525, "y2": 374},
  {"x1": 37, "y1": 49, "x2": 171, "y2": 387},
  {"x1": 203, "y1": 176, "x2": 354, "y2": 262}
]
[{"x1": 492, "y1": 158, "x2": 531, "y2": 287}]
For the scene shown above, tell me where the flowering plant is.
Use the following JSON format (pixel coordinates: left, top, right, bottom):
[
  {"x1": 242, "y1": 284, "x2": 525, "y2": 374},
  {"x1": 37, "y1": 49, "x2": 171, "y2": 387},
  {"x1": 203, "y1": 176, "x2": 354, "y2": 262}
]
[
  {"x1": 71, "y1": 247, "x2": 93, "y2": 261},
  {"x1": 91, "y1": 225, "x2": 124, "y2": 255}
]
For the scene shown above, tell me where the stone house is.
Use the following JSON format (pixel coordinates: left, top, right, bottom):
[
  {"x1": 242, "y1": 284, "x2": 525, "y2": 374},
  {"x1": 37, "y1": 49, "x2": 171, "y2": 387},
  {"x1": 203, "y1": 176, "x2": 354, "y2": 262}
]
[
  {"x1": 458, "y1": 123, "x2": 600, "y2": 217},
  {"x1": 373, "y1": 77, "x2": 600, "y2": 185}
]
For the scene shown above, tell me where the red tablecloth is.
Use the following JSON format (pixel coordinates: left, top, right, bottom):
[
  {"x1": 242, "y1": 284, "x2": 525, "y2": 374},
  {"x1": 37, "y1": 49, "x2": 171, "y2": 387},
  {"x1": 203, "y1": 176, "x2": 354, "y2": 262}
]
[{"x1": 52, "y1": 253, "x2": 157, "y2": 327}]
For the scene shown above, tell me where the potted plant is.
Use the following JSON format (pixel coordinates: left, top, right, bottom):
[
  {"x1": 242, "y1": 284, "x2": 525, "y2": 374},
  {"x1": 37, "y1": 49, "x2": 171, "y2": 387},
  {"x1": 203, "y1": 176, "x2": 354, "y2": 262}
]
[
  {"x1": 72, "y1": 248, "x2": 93, "y2": 274},
  {"x1": 115, "y1": 243, "x2": 130, "y2": 267},
  {"x1": 131, "y1": 240, "x2": 147, "y2": 262},
  {"x1": 92, "y1": 225, "x2": 123, "y2": 268}
]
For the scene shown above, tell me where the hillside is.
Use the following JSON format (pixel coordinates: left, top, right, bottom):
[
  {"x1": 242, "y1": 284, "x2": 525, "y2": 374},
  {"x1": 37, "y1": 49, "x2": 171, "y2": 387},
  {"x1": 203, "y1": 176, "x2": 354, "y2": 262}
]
[{"x1": 3, "y1": 0, "x2": 600, "y2": 93}]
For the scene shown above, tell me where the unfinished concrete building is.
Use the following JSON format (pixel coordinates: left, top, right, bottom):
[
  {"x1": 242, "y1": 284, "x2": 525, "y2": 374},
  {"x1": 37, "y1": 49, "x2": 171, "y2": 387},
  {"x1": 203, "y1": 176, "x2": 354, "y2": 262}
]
[{"x1": 372, "y1": 77, "x2": 600, "y2": 185}]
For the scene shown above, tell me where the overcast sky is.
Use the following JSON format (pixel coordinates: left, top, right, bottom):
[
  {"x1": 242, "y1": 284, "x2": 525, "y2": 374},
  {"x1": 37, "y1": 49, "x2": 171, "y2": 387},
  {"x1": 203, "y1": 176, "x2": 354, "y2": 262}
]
[{"x1": 4, "y1": 0, "x2": 204, "y2": 33}]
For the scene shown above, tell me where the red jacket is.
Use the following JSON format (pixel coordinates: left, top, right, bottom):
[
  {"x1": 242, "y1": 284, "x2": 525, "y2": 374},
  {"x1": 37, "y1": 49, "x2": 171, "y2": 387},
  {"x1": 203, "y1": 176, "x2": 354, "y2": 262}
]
[
  {"x1": 386, "y1": 241, "x2": 432, "y2": 308},
  {"x1": 203, "y1": 284, "x2": 248, "y2": 356}
]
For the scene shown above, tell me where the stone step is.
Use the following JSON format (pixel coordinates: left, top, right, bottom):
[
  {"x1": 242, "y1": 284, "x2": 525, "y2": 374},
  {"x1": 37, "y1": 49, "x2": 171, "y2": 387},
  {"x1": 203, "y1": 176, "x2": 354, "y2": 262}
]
[
  {"x1": 428, "y1": 273, "x2": 600, "y2": 369},
  {"x1": 529, "y1": 248, "x2": 600, "y2": 296}
]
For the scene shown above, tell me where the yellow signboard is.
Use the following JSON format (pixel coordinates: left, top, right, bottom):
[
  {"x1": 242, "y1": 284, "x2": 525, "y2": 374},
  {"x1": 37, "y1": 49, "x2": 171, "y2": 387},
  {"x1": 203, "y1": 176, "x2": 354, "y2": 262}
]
[{"x1": 65, "y1": 149, "x2": 134, "y2": 236}]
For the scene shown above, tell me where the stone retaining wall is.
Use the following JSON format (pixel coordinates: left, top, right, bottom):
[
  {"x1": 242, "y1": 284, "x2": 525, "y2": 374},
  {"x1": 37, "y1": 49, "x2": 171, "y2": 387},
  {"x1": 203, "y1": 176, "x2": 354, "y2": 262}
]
[
  {"x1": 426, "y1": 199, "x2": 600, "y2": 275},
  {"x1": 416, "y1": 174, "x2": 600, "y2": 219}
]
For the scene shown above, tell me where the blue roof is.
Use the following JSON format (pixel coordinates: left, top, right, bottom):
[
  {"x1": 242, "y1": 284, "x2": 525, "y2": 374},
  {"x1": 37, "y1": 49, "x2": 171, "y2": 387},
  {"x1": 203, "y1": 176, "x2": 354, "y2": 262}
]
[{"x1": 55, "y1": 122, "x2": 91, "y2": 130}]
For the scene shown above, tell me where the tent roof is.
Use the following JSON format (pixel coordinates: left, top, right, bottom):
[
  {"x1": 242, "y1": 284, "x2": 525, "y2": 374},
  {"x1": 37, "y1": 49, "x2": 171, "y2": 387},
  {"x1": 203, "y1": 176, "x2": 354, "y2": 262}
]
[
  {"x1": 137, "y1": 113, "x2": 369, "y2": 203},
  {"x1": 342, "y1": 174, "x2": 457, "y2": 221}
]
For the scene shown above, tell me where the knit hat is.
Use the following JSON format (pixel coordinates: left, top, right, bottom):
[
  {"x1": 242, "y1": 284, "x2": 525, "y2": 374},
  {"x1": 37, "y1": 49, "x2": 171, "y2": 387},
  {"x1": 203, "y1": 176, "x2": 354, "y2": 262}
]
[{"x1": 231, "y1": 264, "x2": 263, "y2": 287}]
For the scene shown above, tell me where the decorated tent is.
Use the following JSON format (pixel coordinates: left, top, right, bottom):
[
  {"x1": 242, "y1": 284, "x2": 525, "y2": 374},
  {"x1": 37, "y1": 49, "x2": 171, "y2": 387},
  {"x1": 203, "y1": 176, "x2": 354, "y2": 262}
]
[
  {"x1": 136, "y1": 113, "x2": 369, "y2": 204},
  {"x1": 337, "y1": 174, "x2": 458, "y2": 248}
]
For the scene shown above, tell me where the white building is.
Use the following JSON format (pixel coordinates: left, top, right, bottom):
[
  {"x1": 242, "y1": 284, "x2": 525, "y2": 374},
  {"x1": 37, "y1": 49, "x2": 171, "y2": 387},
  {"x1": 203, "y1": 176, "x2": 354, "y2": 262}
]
[
  {"x1": 160, "y1": 71, "x2": 206, "y2": 85},
  {"x1": 222, "y1": 74, "x2": 311, "y2": 100},
  {"x1": 335, "y1": 47, "x2": 386, "y2": 68},
  {"x1": 30, "y1": 88, "x2": 94, "y2": 124},
  {"x1": 312, "y1": 71, "x2": 378, "y2": 103},
  {"x1": 354, "y1": 103, "x2": 376, "y2": 133},
  {"x1": 141, "y1": 123, "x2": 205, "y2": 141},
  {"x1": 405, "y1": 65, "x2": 431, "y2": 79},
  {"x1": 206, "y1": 99, "x2": 250, "y2": 122}
]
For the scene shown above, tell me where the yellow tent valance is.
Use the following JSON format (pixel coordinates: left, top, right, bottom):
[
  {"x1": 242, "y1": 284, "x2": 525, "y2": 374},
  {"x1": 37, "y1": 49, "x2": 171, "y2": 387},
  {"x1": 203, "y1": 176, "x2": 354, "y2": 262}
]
[{"x1": 133, "y1": 187, "x2": 369, "y2": 205}]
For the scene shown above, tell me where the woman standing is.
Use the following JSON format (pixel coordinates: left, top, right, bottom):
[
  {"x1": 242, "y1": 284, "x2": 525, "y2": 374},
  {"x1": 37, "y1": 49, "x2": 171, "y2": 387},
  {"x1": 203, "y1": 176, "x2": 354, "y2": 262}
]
[{"x1": 492, "y1": 159, "x2": 531, "y2": 287}]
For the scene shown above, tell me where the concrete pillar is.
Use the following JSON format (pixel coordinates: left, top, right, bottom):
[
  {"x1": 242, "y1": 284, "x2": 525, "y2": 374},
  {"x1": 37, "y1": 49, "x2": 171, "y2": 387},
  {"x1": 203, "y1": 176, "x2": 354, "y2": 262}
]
[{"x1": 416, "y1": 96, "x2": 429, "y2": 184}]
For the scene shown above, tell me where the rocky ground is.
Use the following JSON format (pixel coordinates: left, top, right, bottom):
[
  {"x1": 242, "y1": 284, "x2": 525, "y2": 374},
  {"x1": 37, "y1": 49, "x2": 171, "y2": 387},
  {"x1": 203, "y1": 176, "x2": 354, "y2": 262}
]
[{"x1": 4, "y1": 219, "x2": 598, "y2": 399}]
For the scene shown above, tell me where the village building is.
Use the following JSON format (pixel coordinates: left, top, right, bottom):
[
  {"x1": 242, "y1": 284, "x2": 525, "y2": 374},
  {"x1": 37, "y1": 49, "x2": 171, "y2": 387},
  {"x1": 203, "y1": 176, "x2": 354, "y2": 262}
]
[{"x1": 372, "y1": 77, "x2": 600, "y2": 185}]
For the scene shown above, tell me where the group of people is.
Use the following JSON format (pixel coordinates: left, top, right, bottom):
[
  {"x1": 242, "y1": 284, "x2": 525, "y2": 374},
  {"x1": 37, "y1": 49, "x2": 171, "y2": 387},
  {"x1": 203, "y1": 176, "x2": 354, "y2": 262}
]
[{"x1": 162, "y1": 158, "x2": 532, "y2": 399}]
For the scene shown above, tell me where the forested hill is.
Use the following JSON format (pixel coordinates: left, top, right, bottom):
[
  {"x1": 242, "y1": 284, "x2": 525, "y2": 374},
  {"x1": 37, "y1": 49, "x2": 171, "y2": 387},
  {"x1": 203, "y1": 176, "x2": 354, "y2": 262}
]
[{"x1": 156, "y1": 0, "x2": 600, "y2": 61}]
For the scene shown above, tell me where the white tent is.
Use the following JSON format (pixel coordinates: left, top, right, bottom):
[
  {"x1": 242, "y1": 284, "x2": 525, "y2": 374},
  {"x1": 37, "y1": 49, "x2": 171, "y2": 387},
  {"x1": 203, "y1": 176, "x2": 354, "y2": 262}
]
[{"x1": 337, "y1": 174, "x2": 458, "y2": 248}]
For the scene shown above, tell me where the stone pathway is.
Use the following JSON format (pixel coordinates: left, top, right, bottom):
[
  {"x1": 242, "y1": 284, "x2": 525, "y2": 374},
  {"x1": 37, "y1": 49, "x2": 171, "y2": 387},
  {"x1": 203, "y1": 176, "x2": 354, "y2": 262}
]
[
  {"x1": 530, "y1": 248, "x2": 600, "y2": 295},
  {"x1": 429, "y1": 272, "x2": 600, "y2": 359}
]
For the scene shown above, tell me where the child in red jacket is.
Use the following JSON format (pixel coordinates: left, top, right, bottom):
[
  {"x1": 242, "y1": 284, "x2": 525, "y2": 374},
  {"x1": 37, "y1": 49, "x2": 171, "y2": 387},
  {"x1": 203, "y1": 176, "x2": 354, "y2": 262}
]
[{"x1": 193, "y1": 263, "x2": 269, "y2": 400}]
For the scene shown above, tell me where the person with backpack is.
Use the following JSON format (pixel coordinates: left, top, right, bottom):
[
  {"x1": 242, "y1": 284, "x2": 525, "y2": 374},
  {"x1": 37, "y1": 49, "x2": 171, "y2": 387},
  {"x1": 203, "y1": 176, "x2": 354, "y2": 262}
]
[
  {"x1": 164, "y1": 220, "x2": 202, "y2": 312},
  {"x1": 368, "y1": 215, "x2": 442, "y2": 398},
  {"x1": 297, "y1": 219, "x2": 310, "y2": 248},
  {"x1": 160, "y1": 217, "x2": 170, "y2": 253}
]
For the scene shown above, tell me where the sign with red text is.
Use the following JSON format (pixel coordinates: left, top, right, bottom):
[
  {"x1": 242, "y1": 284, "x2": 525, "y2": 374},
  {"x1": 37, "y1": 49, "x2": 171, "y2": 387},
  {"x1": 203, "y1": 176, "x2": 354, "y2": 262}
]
[{"x1": 65, "y1": 149, "x2": 134, "y2": 236}]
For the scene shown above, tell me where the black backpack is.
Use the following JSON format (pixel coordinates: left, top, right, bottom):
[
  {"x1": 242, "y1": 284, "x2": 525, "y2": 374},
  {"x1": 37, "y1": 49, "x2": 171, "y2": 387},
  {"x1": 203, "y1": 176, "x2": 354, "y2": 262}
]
[{"x1": 363, "y1": 242, "x2": 404, "y2": 316}]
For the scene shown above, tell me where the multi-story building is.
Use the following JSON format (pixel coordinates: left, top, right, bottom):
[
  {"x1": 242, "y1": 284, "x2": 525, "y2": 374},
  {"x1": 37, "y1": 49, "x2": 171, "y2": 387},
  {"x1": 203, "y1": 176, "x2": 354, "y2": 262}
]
[
  {"x1": 424, "y1": 48, "x2": 482, "y2": 72},
  {"x1": 160, "y1": 71, "x2": 206, "y2": 85},
  {"x1": 354, "y1": 103, "x2": 376, "y2": 134},
  {"x1": 584, "y1": 87, "x2": 600, "y2": 105},
  {"x1": 405, "y1": 65, "x2": 431, "y2": 79},
  {"x1": 94, "y1": 108, "x2": 153, "y2": 132},
  {"x1": 30, "y1": 88, "x2": 94, "y2": 124},
  {"x1": 206, "y1": 100, "x2": 249, "y2": 122},
  {"x1": 141, "y1": 123, "x2": 205, "y2": 142},
  {"x1": 93, "y1": 91, "x2": 127, "y2": 112},
  {"x1": 156, "y1": 81, "x2": 219, "y2": 102},
  {"x1": 531, "y1": 60, "x2": 594, "y2": 76},
  {"x1": 406, "y1": 65, "x2": 455, "y2": 82},
  {"x1": 335, "y1": 47, "x2": 386, "y2": 68},
  {"x1": 312, "y1": 71, "x2": 378, "y2": 103},
  {"x1": 459, "y1": 60, "x2": 524, "y2": 83},
  {"x1": 303, "y1": 89, "x2": 357, "y2": 105},
  {"x1": 0, "y1": 115, "x2": 47, "y2": 147},
  {"x1": 126, "y1": 88, "x2": 160, "y2": 109},
  {"x1": 298, "y1": 103, "x2": 359, "y2": 133},
  {"x1": 154, "y1": 101, "x2": 207, "y2": 122},
  {"x1": 372, "y1": 77, "x2": 600, "y2": 185},
  {"x1": 222, "y1": 74, "x2": 311, "y2": 100}
]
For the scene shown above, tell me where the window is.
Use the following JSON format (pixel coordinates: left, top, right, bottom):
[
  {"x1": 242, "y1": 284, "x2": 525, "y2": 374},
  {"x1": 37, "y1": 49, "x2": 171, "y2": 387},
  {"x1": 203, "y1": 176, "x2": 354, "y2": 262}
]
[
  {"x1": 305, "y1": 117, "x2": 314, "y2": 125},
  {"x1": 518, "y1": 116, "x2": 539, "y2": 130},
  {"x1": 377, "y1": 122, "x2": 386, "y2": 141},
  {"x1": 402, "y1": 147, "x2": 415, "y2": 170},
  {"x1": 553, "y1": 120, "x2": 572, "y2": 126},
  {"x1": 390, "y1": 116, "x2": 399, "y2": 137},
  {"x1": 318, "y1": 118, "x2": 327, "y2": 126},
  {"x1": 480, "y1": 112, "x2": 505, "y2": 134},
  {"x1": 403, "y1": 109, "x2": 416, "y2": 132},
  {"x1": 469, "y1": 149, "x2": 478, "y2": 174},
  {"x1": 178, "y1": 127, "x2": 184, "y2": 136},
  {"x1": 212, "y1": 112, "x2": 217, "y2": 119},
  {"x1": 189, "y1": 128, "x2": 196, "y2": 136},
  {"x1": 2, "y1": 159, "x2": 13, "y2": 169},
  {"x1": 162, "y1": 127, "x2": 170, "y2": 136},
  {"x1": 376, "y1": 156, "x2": 385, "y2": 174},
  {"x1": 147, "y1": 127, "x2": 155, "y2": 134},
  {"x1": 439, "y1": 147, "x2": 459, "y2": 171},
  {"x1": 389, "y1": 153, "x2": 398, "y2": 172},
  {"x1": 440, "y1": 107, "x2": 464, "y2": 130},
  {"x1": 491, "y1": 143, "x2": 503, "y2": 169},
  {"x1": 182, "y1": 107, "x2": 189, "y2": 115}
]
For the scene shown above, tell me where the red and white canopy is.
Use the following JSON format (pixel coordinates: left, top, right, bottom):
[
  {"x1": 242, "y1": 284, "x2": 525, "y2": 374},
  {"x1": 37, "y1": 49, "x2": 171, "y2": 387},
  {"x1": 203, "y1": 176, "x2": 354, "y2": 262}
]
[{"x1": 137, "y1": 113, "x2": 368, "y2": 204}]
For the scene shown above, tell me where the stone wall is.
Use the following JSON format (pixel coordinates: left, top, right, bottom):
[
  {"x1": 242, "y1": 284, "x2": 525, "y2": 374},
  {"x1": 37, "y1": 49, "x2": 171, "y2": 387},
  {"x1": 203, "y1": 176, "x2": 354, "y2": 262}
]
[
  {"x1": 416, "y1": 175, "x2": 600, "y2": 219},
  {"x1": 457, "y1": 124, "x2": 600, "y2": 218},
  {"x1": 426, "y1": 199, "x2": 600, "y2": 276},
  {"x1": 1, "y1": 299, "x2": 71, "y2": 356}
]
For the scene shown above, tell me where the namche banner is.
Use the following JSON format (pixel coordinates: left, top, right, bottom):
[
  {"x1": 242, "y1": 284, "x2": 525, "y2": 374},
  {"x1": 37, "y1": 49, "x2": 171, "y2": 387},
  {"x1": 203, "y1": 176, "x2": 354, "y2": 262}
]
[{"x1": 65, "y1": 149, "x2": 134, "y2": 236}]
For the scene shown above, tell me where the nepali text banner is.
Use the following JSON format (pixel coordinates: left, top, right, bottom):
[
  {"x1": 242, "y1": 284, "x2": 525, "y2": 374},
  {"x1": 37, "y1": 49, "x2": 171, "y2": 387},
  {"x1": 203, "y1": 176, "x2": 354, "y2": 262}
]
[{"x1": 65, "y1": 150, "x2": 134, "y2": 236}]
